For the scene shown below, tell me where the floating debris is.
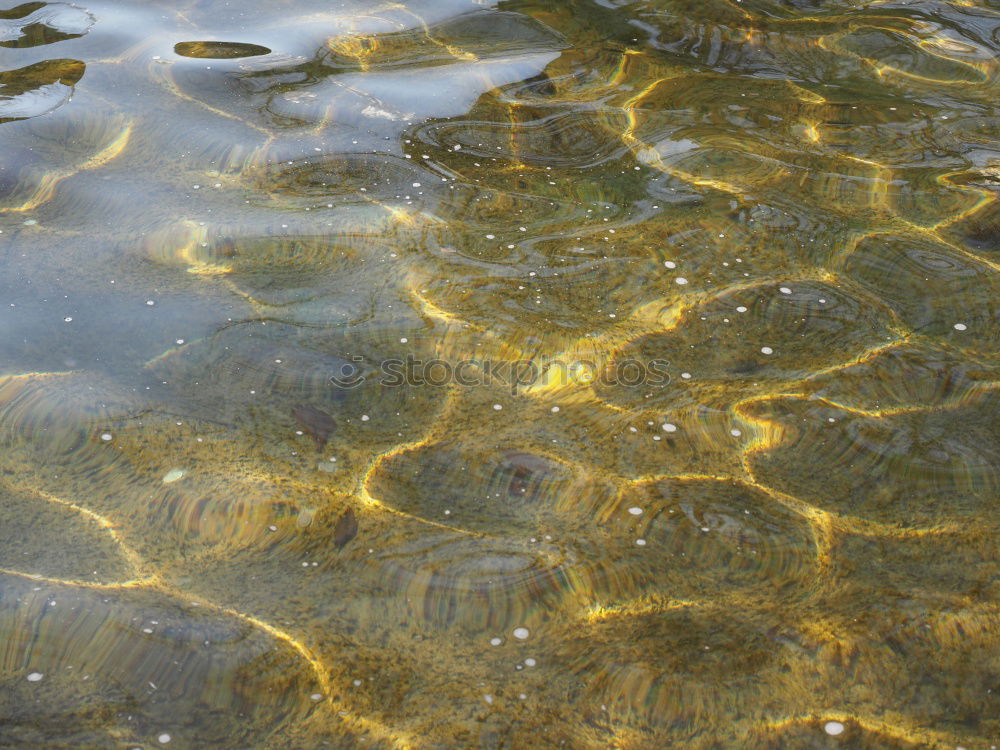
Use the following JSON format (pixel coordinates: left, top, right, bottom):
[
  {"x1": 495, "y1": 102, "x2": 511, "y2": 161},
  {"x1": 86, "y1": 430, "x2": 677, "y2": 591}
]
[
  {"x1": 333, "y1": 508, "x2": 358, "y2": 548},
  {"x1": 293, "y1": 405, "x2": 336, "y2": 450},
  {"x1": 162, "y1": 469, "x2": 186, "y2": 483}
]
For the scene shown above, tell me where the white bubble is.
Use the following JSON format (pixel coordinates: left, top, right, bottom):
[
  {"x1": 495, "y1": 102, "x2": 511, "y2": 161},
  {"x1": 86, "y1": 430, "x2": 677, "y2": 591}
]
[
  {"x1": 310, "y1": 693, "x2": 323, "y2": 701},
  {"x1": 736, "y1": 306, "x2": 747, "y2": 313},
  {"x1": 146, "y1": 300, "x2": 155, "y2": 306},
  {"x1": 100, "y1": 433, "x2": 113, "y2": 441},
  {"x1": 730, "y1": 429, "x2": 742, "y2": 437},
  {"x1": 953, "y1": 323, "x2": 967, "y2": 331},
  {"x1": 823, "y1": 721, "x2": 844, "y2": 736},
  {"x1": 512, "y1": 627, "x2": 530, "y2": 640},
  {"x1": 663, "y1": 260, "x2": 676, "y2": 269},
  {"x1": 662, "y1": 423, "x2": 677, "y2": 432},
  {"x1": 779, "y1": 287, "x2": 791, "y2": 294},
  {"x1": 63, "y1": 317, "x2": 73, "y2": 323},
  {"x1": 551, "y1": 406, "x2": 560, "y2": 413},
  {"x1": 158, "y1": 734, "x2": 172, "y2": 744},
  {"x1": 361, "y1": 415, "x2": 370, "y2": 422},
  {"x1": 26, "y1": 672, "x2": 43, "y2": 682},
  {"x1": 490, "y1": 637, "x2": 502, "y2": 646},
  {"x1": 635, "y1": 538, "x2": 647, "y2": 546},
  {"x1": 675, "y1": 277, "x2": 688, "y2": 285},
  {"x1": 524, "y1": 658, "x2": 536, "y2": 667},
  {"x1": 628, "y1": 507, "x2": 643, "y2": 515},
  {"x1": 493, "y1": 404, "x2": 503, "y2": 411},
  {"x1": 760, "y1": 346, "x2": 773, "y2": 355}
]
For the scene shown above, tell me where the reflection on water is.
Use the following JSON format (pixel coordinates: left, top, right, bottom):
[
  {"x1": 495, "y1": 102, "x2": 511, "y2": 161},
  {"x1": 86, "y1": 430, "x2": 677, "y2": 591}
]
[{"x1": 0, "y1": 0, "x2": 998, "y2": 745}]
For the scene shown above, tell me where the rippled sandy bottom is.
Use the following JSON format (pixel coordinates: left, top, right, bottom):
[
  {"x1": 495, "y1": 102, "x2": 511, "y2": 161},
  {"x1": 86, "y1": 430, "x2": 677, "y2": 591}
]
[{"x1": 1, "y1": 0, "x2": 998, "y2": 747}]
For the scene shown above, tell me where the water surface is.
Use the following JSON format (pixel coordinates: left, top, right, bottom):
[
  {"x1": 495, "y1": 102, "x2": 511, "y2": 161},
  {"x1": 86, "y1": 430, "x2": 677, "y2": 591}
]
[{"x1": 1, "y1": 0, "x2": 998, "y2": 747}]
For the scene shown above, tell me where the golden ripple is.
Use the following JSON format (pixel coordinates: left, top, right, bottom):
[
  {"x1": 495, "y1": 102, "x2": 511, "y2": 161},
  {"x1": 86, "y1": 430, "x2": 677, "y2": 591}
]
[
  {"x1": 940, "y1": 193, "x2": 999, "y2": 262},
  {"x1": 363, "y1": 528, "x2": 584, "y2": 631},
  {"x1": 603, "y1": 475, "x2": 821, "y2": 600},
  {"x1": 0, "y1": 483, "x2": 139, "y2": 584},
  {"x1": 0, "y1": 103, "x2": 131, "y2": 212},
  {"x1": 742, "y1": 391, "x2": 1000, "y2": 526},
  {"x1": 827, "y1": 26, "x2": 991, "y2": 84},
  {"x1": 797, "y1": 339, "x2": 1000, "y2": 411},
  {"x1": 597, "y1": 278, "x2": 898, "y2": 411},
  {"x1": 843, "y1": 232, "x2": 1000, "y2": 352},
  {"x1": 0, "y1": 571, "x2": 323, "y2": 748},
  {"x1": 366, "y1": 438, "x2": 616, "y2": 533},
  {"x1": 550, "y1": 605, "x2": 792, "y2": 739}
]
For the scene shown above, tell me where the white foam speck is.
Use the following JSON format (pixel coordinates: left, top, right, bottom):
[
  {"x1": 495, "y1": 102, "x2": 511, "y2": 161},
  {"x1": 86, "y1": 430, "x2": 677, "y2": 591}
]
[
  {"x1": 524, "y1": 657, "x2": 536, "y2": 667},
  {"x1": 636, "y1": 538, "x2": 647, "y2": 546},
  {"x1": 823, "y1": 721, "x2": 844, "y2": 736},
  {"x1": 736, "y1": 306, "x2": 747, "y2": 313},
  {"x1": 779, "y1": 287, "x2": 791, "y2": 294},
  {"x1": 310, "y1": 693, "x2": 323, "y2": 701},
  {"x1": 490, "y1": 637, "x2": 502, "y2": 646},
  {"x1": 162, "y1": 469, "x2": 185, "y2": 483},
  {"x1": 512, "y1": 627, "x2": 529, "y2": 640},
  {"x1": 100, "y1": 433, "x2": 113, "y2": 441},
  {"x1": 730, "y1": 429, "x2": 742, "y2": 437},
  {"x1": 628, "y1": 507, "x2": 643, "y2": 515},
  {"x1": 158, "y1": 734, "x2": 171, "y2": 744},
  {"x1": 760, "y1": 346, "x2": 773, "y2": 355},
  {"x1": 664, "y1": 261, "x2": 676, "y2": 269},
  {"x1": 662, "y1": 423, "x2": 677, "y2": 432},
  {"x1": 953, "y1": 323, "x2": 967, "y2": 331},
  {"x1": 26, "y1": 672, "x2": 43, "y2": 682},
  {"x1": 675, "y1": 277, "x2": 688, "y2": 285},
  {"x1": 493, "y1": 404, "x2": 503, "y2": 411}
]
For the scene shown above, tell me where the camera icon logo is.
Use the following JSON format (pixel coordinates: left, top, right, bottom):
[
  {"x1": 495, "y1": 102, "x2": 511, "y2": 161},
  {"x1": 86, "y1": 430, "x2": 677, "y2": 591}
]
[{"x1": 329, "y1": 356, "x2": 367, "y2": 389}]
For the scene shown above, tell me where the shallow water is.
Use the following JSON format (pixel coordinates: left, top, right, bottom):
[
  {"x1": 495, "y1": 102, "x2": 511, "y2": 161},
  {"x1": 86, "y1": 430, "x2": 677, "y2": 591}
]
[{"x1": 0, "y1": 0, "x2": 998, "y2": 747}]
